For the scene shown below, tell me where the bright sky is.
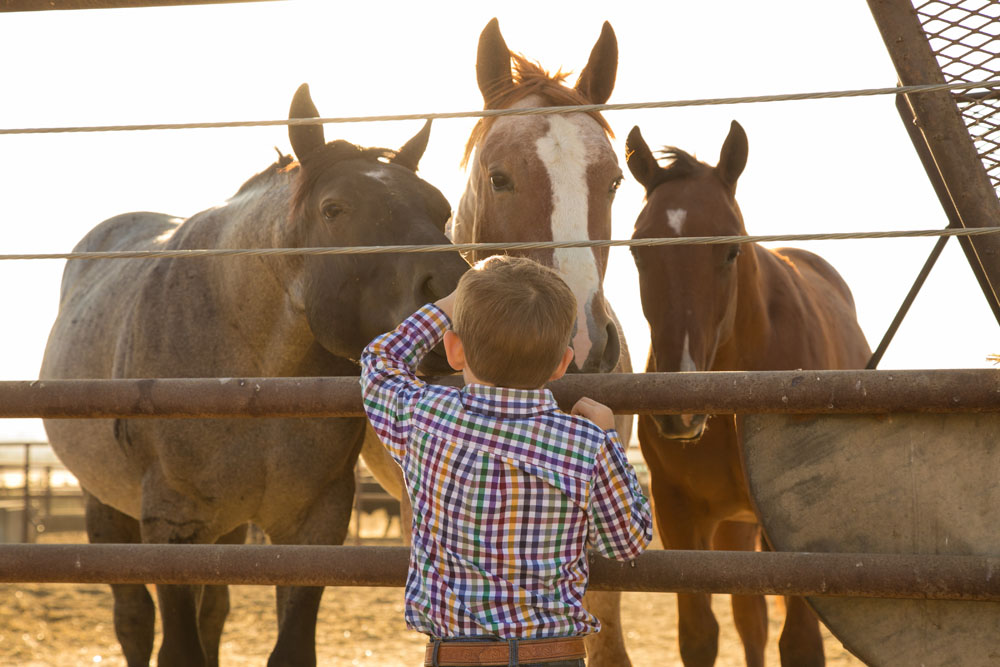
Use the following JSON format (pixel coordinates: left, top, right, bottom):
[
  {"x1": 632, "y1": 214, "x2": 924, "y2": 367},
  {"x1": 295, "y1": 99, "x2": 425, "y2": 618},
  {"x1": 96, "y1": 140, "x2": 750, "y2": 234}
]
[{"x1": 1, "y1": 0, "x2": 997, "y2": 441}]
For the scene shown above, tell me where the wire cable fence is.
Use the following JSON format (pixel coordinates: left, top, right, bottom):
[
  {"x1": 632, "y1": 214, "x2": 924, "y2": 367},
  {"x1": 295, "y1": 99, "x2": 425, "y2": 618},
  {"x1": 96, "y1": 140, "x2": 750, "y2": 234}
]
[
  {"x1": 3, "y1": 78, "x2": 998, "y2": 262},
  {"x1": 2, "y1": 78, "x2": 999, "y2": 136},
  {"x1": 3, "y1": 226, "x2": 1000, "y2": 262}
]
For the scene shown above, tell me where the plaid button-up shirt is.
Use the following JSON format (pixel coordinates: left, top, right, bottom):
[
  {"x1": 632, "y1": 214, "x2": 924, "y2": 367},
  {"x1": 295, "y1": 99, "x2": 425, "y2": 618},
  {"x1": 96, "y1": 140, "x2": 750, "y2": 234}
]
[{"x1": 360, "y1": 304, "x2": 652, "y2": 639}]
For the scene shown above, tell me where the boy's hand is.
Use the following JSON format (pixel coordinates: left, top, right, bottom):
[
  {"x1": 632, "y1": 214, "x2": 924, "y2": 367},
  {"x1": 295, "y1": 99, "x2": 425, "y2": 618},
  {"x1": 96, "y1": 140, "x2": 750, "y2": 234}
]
[
  {"x1": 434, "y1": 290, "x2": 457, "y2": 321},
  {"x1": 571, "y1": 396, "x2": 616, "y2": 431}
]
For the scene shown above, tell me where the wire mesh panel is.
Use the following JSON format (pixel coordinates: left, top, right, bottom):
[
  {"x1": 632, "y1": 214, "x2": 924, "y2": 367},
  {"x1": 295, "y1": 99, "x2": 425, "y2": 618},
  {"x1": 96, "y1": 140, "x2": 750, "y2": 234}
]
[
  {"x1": 869, "y1": 0, "x2": 1000, "y2": 323},
  {"x1": 915, "y1": 1, "x2": 1000, "y2": 193}
]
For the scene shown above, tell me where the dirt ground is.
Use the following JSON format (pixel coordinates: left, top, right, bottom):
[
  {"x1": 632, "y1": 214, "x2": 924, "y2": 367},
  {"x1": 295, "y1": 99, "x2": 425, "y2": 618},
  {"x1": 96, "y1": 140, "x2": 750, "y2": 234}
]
[{"x1": 0, "y1": 514, "x2": 865, "y2": 667}]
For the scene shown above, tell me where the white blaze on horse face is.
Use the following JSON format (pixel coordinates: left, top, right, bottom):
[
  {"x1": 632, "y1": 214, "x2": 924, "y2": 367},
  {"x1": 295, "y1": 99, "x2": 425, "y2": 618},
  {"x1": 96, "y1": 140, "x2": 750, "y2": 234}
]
[
  {"x1": 667, "y1": 208, "x2": 687, "y2": 235},
  {"x1": 679, "y1": 332, "x2": 697, "y2": 427},
  {"x1": 535, "y1": 114, "x2": 604, "y2": 367},
  {"x1": 362, "y1": 169, "x2": 391, "y2": 185},
  {"x1": 679, "y1": 332, "x2": 697, "y2": 372}
]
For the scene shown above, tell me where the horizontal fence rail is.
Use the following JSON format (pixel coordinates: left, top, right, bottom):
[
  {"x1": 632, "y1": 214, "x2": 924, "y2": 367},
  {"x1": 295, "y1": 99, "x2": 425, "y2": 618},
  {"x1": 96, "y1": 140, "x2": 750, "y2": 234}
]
[
  {"x1": 1, "y1": 544, "x2": 998, "y2": 601},
  {"x1": 2, "y1": 369, "x2": 1000, "y2": 418}
]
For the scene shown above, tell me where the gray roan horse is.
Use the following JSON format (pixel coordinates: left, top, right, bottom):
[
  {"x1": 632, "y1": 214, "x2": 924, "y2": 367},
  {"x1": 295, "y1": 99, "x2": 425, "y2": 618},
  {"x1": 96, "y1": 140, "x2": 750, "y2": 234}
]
[
  {"x1": 39, "y1": 84, "x2": 468, "y2": 667},
  {"x1": 449, "y1": 18, "x2": 634, "y2": 667}
]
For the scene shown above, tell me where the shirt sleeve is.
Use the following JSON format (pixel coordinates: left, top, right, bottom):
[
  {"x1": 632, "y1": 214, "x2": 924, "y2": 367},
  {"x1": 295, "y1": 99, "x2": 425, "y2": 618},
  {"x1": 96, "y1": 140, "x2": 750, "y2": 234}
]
[
  {"x1": 360, "y1": 303, "x2": 451, "y2": 463},
  {"x1": 587, "y1": 429, "x2": 653, "y2": 561}
]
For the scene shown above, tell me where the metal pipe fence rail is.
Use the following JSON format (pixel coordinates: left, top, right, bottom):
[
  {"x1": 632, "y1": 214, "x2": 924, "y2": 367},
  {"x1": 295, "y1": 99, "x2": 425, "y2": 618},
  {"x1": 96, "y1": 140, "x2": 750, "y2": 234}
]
[
  {"x1": 4, "y1": 370, "x2": 998, "y2": 604},
  {"x1": 1, "y1": 544, "x2": 998, "y2": 602},
  {"x1": 2, "y1": 369, "x2": 999, "y2": 419}
]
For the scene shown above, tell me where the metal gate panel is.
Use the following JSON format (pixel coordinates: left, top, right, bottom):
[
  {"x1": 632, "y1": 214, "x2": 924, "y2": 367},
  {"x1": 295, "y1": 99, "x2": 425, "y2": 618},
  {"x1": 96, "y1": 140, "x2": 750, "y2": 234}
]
[{"x1": 742, "y1": 412, "x2": 1000, "y2": 666}]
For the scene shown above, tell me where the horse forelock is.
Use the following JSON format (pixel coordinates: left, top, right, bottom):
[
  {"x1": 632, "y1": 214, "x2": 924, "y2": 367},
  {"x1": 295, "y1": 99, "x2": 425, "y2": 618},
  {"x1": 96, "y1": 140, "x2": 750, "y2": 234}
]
[
  {"x1": 657, "y1": 147, "x2": 702, "y2": 180},
  {"x1": 462, "y1": 54, "x2": 613, "y2": 168}
]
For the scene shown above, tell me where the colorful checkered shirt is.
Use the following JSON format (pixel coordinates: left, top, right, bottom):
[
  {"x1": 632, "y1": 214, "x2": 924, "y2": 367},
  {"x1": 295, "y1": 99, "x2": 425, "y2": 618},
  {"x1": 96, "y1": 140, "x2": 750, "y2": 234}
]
[{"x1": 360, "y1": 304, "x2": 652, "y2": 639}]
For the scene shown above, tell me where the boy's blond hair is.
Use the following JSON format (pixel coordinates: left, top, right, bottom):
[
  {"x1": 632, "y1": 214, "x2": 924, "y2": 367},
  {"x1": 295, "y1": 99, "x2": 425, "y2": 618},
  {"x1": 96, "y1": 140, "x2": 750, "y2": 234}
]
[{"x1": 452, "y1": 255, "x2": 577, "y2": 389}]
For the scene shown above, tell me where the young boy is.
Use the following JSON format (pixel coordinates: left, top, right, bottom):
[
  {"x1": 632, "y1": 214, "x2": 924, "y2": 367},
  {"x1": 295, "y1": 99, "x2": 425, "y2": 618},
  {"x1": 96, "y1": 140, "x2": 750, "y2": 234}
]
[{"x1": 361, "y1": 255, "x2": 652, "y2": 666}]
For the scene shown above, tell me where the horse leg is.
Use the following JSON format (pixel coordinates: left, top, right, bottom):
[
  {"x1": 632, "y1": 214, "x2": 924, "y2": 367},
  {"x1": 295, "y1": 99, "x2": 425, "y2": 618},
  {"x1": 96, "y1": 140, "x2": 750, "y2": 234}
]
[
  {"x1": 360, "y1": 423, "x2": 412, "y2": 545},
  {"x1": 583, "y1": 590, "x2": 630, "y2": 667},
  {"x1": 152, "y1": 581, "x2": 207, "y2": 667},
  {"x1": 712, "y1": 520, "x2": 767, "y2": 667},
  {"x1": 84, "y1": 491, "x2": 156, "y2": 667},
  {"x1": 653, "y1": 484, "x2": 719, "y2": 667},
  {"x1": 139, "y1": 485, "x2": 216, "y2": 667},
  {"x1": 267, "y1": 468, "x2": 356, "y2": 667},
  {"x1": 777, "y1": 595, "x2": 824, "y2": 667},
  {"x1": 267, "y1": 585, "x2": 325, "y2": 667},
  {"x1": 197, "y1": 524, "x2": 248, "y2": 667}
]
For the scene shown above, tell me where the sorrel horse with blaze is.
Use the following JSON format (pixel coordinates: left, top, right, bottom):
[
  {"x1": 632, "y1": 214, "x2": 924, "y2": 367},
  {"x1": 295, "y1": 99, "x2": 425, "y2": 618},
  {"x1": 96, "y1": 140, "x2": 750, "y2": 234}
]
[
  {"x1": 450, "y1": 18, "x2": 634, "y2": 667},
  {"x1": 625, "y1": 121, "x2": 871, "y2": 667}
]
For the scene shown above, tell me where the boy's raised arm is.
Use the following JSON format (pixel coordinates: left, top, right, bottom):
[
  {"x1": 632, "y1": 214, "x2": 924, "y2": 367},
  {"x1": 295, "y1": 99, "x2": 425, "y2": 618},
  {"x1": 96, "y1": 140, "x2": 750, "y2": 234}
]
[{"x1": 359, "y1": 304, "x2": 450, "y2": 463}]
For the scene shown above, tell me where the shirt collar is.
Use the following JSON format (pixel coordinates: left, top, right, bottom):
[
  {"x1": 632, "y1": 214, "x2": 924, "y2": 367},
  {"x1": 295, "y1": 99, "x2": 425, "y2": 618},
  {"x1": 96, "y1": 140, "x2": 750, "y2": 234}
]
[{"x1": 461, "y1": 383, "x2": 560, "y2": 419}]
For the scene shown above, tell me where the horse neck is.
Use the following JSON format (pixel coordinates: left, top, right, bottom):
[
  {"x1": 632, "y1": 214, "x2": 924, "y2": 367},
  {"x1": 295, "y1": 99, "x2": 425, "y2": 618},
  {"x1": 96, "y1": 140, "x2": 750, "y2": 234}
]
[
  {"x1": 185, "y1": 173, "x2": 318, "y2": 372},
  {"x1": 713, "y1": 242, "x2": 772, "y2": 371}
]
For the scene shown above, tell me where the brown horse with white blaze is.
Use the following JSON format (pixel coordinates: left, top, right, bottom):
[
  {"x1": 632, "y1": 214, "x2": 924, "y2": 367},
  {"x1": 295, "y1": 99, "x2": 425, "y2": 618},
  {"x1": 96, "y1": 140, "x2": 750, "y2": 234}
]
[
  {"x1": 447, "y1": 18, "x2": 634, "y2": 667},
  {"x1": 452, "y1": 18, "x2": 624, "y2": 376},
  {"x1": 625, "y1": 121, "x2": 871, "y2": 666}
]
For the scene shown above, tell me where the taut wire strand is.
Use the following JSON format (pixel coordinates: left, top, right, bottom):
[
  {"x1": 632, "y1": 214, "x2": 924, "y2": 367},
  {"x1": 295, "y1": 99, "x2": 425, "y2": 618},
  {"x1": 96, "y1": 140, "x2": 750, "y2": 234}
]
[
  {"x1": 4, "y1": 226, "x2": 1000, "y2": 261},
  {"x1": 2, "y1": 79, "x2": 999, "y2": 135}
]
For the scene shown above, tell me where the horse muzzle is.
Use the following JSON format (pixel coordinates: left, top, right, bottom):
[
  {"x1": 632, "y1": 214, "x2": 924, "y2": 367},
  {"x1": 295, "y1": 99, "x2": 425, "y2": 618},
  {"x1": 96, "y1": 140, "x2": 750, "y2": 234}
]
[
  {"x1": 416, "y1": 342, "x2": 455, "y2": 375},
  {"x1": 649, "y1": 413, "x2": 708, "y2": 442},
  {"x1": 573, "y1": 319, "x2": 621, "y2": 374}
]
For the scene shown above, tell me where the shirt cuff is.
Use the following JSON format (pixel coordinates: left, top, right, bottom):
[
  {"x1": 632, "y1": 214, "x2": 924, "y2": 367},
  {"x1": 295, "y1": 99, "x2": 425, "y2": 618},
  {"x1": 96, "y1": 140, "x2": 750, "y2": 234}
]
[{"x1": 413, "y1": 303, "x2": 451, "y2": 342}]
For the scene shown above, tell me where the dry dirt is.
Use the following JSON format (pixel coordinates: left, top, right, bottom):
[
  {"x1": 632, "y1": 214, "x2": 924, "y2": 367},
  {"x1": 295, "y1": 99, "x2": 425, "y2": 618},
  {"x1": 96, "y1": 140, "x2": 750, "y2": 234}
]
[{"x1": 0, "y1": 515, "x2": 865, "y2": 667}]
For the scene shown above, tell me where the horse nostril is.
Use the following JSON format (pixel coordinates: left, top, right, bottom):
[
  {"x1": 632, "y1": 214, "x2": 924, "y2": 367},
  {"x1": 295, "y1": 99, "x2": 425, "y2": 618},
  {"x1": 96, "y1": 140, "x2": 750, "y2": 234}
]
[
  {"x1": 600, "y1": 320, "x2": 621, "y2": 372},
  {"x1": 419, "y1": 275, "x2": 437, "y2": 302}
]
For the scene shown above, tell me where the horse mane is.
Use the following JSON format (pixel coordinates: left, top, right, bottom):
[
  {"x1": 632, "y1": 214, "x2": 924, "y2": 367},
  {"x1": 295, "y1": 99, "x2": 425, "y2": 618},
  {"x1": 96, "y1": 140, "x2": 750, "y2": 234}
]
[
  {"x1": 462, "y1": 54, "x2": 614, "y2": 168},
  {"x1": 289, "y1": 140, "x2": 397, "y2": 216},
  {"x1": 233, "y1": 150, "x2": 296, "y2": 197}
]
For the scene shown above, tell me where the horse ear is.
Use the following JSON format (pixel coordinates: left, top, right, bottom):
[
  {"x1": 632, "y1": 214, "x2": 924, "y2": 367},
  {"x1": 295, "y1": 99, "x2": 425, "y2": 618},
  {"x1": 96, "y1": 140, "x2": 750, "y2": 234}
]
[
  {"x1": 575, "y1": 21, "x2": 618, "y2": 104},
  {"x1": 717, "y1": 120, "x2": 748, "y2": 190},
  {"x1": 288, "y1": 83, "x2": 326, "y2": 162},
  {"x1": 625, "y1": 125, "x2": 661, "y2": 193},
  {"x1": 393, "y1": 120, "x2": 432, "y2": 172},
  {"x1": 477, "y1": 17, "x2": 513, "y2": 108}
]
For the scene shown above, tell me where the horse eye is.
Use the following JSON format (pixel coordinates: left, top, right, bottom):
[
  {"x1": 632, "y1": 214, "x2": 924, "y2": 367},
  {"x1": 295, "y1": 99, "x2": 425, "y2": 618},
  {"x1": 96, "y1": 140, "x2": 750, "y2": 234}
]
[
  {"x1": 726, "y1": 246, "x2": 741, "y2": 264},
  {"x1": 610, "y1": 175, "x2": 624, "y2": 194},
  {"x1": 489, "y1": 172, "x2": 512, "y2": 192},
  {"x1": 321, "y1": 202, "x2": 344, "y2": 221}
]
